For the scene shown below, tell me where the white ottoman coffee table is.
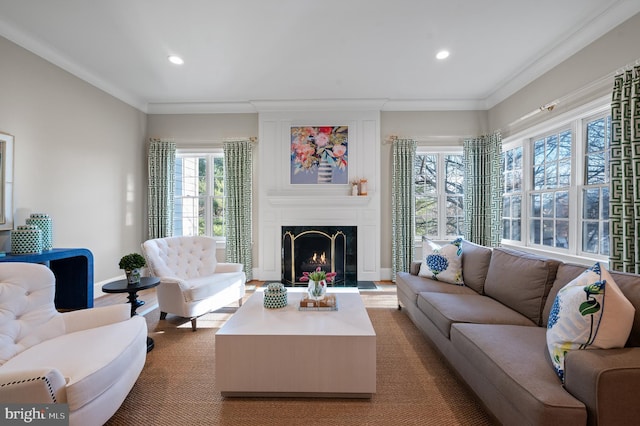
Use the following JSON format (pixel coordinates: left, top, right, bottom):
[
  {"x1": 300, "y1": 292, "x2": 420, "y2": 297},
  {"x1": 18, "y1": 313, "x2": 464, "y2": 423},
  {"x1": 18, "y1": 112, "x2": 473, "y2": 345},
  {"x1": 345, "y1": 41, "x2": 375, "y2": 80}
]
[{"x1": 215, "y1": 287, "x2": 376, "y2": 398}]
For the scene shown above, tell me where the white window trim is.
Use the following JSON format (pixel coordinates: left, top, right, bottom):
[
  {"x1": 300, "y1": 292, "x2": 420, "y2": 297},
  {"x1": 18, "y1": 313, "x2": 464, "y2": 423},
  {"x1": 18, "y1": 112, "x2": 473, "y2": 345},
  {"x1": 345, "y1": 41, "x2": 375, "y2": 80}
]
[
  {"x1": 175, "y1": 149, "x2": 226, "y2": 246},
  {"x1": 415, "y1": 146, "x2": 464, "y2": 244},
  {"x1": 501, "y1": 95, "x2": 610, "y2": 267}
]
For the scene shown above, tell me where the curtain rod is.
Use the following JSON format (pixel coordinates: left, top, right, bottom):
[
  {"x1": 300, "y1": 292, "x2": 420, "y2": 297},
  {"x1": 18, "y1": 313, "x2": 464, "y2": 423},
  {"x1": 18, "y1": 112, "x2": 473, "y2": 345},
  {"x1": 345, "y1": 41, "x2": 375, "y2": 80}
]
[{"x1": 383, "y1": 134, "x2": 469, "y2": 144}]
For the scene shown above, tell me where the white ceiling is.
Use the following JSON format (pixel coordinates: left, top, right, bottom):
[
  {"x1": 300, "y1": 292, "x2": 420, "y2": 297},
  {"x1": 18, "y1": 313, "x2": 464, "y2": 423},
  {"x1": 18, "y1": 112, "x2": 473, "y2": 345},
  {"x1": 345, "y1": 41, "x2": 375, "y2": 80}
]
[{"x1": 1, "y1": 0, "x2": 639, "y2": 113}]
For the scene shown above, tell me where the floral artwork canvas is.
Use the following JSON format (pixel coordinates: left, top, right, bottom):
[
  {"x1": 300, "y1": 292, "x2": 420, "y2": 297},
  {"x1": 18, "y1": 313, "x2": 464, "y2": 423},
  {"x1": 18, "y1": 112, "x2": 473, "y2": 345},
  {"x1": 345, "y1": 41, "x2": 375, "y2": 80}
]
[{"x1": 290, "y1": 126, "x2": 348, "y2": 184}]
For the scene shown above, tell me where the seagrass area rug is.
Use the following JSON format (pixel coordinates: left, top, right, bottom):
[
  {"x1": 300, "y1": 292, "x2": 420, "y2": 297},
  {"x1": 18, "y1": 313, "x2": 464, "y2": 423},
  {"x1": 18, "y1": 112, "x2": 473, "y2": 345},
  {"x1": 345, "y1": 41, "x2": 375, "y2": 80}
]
[{"x1": 106, "y1": 291, "x2": 495, "y2": 425}]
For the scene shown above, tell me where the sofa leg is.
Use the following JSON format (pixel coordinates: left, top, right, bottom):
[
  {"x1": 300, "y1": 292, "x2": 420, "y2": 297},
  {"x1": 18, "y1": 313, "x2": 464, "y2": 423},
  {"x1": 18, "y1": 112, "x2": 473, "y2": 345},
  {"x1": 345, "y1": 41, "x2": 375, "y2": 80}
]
[
  {"x1": 160, "y1": 311, "x2": 167, "y2": 320},
  {"x1": 238, "y1": 297, "x2": 243, "y2": 307},
  {"x1": 191, "y1": 318, "x2": 197, "y2": 332}
]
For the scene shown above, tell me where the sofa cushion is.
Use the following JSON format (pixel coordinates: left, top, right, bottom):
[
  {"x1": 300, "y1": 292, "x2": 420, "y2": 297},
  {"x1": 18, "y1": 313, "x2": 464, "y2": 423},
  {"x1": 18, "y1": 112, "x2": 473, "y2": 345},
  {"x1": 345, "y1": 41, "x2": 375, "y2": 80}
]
[
  {"x1": 181, "y1": 272, "x2": 245, "y2": 303},
  {"x1": 542, "y1": 263, "x2": 586, "y2": 327},
  {"x1": 417, "y1": 292, "x2": 536, "y2": 339},
  {"x1": 606, "y1": 269, "x2": 640, "y2": 347},
  {"x1": 418, "y1": 237, "x2": 464, "y2": 285},
  {"x1": 451, "y1": 323, "x2": 586, "y2": 424},
  {"x1": 484, "y1": 247, "x2": 560, "y2": 326},
  {"x1": 460, "y1": 240, "x2": 492, "y2": 294},
  {"x1": 546, "y1": 262, "x2": 635, "y2": 381}
]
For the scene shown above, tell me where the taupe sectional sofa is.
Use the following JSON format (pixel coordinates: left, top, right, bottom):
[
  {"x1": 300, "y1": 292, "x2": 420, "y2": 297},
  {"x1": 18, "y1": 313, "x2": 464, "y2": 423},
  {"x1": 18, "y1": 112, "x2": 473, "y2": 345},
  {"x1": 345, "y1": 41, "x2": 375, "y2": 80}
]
[{"x1": 396, "y1": 240, "x2": 640, "y2": 425}]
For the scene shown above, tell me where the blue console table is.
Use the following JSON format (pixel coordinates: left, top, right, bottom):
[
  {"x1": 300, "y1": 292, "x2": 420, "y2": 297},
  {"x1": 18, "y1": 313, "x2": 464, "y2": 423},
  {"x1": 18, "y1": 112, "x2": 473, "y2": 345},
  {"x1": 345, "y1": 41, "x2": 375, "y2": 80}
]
[{"x1": 0, "y1": 248, "x2": 94, "y2": 310}]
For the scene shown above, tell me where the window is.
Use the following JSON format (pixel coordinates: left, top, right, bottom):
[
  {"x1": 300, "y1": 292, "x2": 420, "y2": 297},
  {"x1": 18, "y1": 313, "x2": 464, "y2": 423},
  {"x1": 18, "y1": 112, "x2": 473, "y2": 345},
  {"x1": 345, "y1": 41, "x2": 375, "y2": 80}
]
[
  {"x1": 502, "y1": 146, "x2": 523, "y2": 241},
  {"x1": 173, "y1": 153, "x2": 225, "y2": 239},
  {"x1": 530, "y1": 129, "x2": 572, "y2": 248},
  {"x1": 582, "y1": 114, "x2": 610, "y2": 256},
  {"x1": 501, "y1": 103, "x2": 610, "y2": 260},
  {"x1": 414, "y1": 152, "x2": 464, "y2": 239}
]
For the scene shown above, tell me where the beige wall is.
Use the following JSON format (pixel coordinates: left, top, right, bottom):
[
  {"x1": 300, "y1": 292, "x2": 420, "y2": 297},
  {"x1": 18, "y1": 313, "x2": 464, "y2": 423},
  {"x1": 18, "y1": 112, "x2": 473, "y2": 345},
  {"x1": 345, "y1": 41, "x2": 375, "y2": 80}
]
[
  {"x1": 0, "y1": 36, "x2": 147, "y2": 284},
  {"x1": 489, "y1": 12, "x2": 640, "y2": 135}
]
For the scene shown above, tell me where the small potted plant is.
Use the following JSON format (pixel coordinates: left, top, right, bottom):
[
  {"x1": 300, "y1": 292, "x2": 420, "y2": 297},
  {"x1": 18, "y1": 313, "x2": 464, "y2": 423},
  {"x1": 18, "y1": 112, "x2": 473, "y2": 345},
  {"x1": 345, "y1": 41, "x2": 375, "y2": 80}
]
[{"x1": 119, "y1": 253, "x2": 146, "y2": 285}]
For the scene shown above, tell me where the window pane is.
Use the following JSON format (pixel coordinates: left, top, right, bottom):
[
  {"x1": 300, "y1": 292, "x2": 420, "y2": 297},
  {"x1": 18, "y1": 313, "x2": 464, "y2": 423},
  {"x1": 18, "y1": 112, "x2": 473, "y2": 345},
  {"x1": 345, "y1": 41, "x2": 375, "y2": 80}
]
[
  {"x1": 546, "y1": 135, "x2": 558, "y2": 162},
  {"x1": 558, "y1": 159, "x2": 571, "y2": 187},
  {"x1": 531, "y1": 194, "x2": 541, "y2": 217},
  {"x1": 542, "y1": 193, "x2": 554, "y2": 218},
  {"x1": 513, "y1": 169, "x2": 522, "y2": 191},
  {"x1": 543, "y1": 220, "x2": 554, "y2": 246},
  {"x1": 601, "y1": 221, "x2": 609, "y2": 255},
  {"x1": 586, "y1": 153, "x2": 605, "y2": 184},
  {"x1": 556, "y1": 221, "x2": 569, "y2": 248},
  {"x1": 555, "y1": 191, "x2": 568, "y2": 219},
  {"x1": 582, "y1": 222, "x2": 599, "y2": 254},
  {"x1": 559, "y1": 130, "x2": 572, "y2": 158},
  {"x1": 534, "y1": 139, "x2": 545, "y2": 165},
  {"x1": 583, "y1": 188, "x2": 600, "y2": 220},
  {"x1": 415, "y1": 155, "x2": 437, "y2": 193},
  {"x1": 512, "y1": 220, "x2": 521, "y2": 241},
  {"x1": 503, "y1": 220, "x2": 511, "y2": 240},
  {"x1": 514, "y1": 146, "x2": 522, "y2": 169},
  {"x1": 602, "y1": 187, "x2": 609, "y2": 220},
  {"x1": 545, "y1": 163, "x2": 557, "y2": 188},
  {"x1": 505, "y1": 171, "x2": 513, "y2": 192},
  {"x1": 503, "y1": 196, "x2": 511, "y2": 217},
  {"x1": 212, "y1": 199, "x2": 224, "y2": 237},
  {"x1": 512, "y1": 195, "x2": 521, "y2": 218},
  {"x1": 533, "y1": 166, "x2": 544, "y2": 190},
  {"x1": 586, "y1": 118, "x2": 605, "y2": 152},
  {"x1": 530, "y1": 219, "x2": 541, "y2": 244},
  {"x1": 445, "y1": 155, "x2": 464, "y2": 194},
  {"x1": 213, "y1": 156, "x2": 224, "y2": 197}
]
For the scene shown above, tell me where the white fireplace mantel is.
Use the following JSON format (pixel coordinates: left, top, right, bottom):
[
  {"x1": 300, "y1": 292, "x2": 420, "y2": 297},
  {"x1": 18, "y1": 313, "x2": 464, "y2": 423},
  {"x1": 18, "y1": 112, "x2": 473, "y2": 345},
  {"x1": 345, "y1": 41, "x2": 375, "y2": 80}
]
[
  {"x1": 266, "y1": 192, "x2": 372, "y2": 207},
  {"x1": 256, "y1": 109, "x2": 381, "y2": 283}
]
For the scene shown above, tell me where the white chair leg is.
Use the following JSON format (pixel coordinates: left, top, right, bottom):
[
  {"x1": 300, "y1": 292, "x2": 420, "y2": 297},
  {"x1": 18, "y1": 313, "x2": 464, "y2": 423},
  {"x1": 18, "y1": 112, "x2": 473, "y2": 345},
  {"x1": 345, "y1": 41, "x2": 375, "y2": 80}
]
[{"x1": 191, "y1": 317, "x2": 197, "y2": 331}]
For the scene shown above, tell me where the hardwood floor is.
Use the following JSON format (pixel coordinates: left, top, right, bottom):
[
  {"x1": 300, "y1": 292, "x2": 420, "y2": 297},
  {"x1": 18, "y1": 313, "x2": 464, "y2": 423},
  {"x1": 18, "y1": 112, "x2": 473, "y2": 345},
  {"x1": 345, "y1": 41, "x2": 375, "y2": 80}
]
[{"x1": 94, "y1": 280, "x2": 395, "y2": 310}]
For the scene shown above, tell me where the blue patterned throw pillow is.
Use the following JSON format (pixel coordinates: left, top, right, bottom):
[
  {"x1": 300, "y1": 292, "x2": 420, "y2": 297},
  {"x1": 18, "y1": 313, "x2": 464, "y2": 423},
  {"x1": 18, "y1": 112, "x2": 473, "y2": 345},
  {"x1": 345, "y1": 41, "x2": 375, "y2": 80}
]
[
  {"x1": 418, "y1": 237, "x2": 464, "y2": 285},
  {"x1": 546, "y1": 262, "x2": 634, "y2": 382}
]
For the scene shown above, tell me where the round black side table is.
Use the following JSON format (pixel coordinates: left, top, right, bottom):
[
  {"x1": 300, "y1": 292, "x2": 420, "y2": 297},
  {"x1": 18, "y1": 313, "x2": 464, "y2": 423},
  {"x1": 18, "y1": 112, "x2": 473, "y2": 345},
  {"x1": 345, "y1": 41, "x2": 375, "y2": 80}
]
[{"x1": 102, "y1": 277, "x2": 160, "y2": 352}]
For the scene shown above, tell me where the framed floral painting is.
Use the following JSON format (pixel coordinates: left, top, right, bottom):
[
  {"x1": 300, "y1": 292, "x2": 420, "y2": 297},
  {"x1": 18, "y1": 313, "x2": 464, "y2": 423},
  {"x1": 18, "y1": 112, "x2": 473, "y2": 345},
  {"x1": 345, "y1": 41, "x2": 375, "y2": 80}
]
[{"x1": 290, "y1": 126, "x2": 348, "y2": 184}]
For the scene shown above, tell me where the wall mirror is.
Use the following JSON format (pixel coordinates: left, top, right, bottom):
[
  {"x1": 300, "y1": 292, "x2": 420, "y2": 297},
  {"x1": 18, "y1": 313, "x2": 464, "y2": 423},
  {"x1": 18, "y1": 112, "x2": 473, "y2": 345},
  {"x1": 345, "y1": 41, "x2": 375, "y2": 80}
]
[{"x1": 0, "y1": 132, "x2": 14, "y2": 230}]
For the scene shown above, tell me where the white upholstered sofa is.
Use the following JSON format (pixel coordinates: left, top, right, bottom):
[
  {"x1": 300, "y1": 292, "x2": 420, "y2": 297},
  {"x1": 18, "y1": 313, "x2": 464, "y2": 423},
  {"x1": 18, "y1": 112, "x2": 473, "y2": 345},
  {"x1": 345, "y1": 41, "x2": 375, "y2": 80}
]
[
  {"x1": 0, "y1": 262, "x2": 147, "y2": 426},
  {"x1": 142, "y1": 236, "x2": 246, "y2": 331}
]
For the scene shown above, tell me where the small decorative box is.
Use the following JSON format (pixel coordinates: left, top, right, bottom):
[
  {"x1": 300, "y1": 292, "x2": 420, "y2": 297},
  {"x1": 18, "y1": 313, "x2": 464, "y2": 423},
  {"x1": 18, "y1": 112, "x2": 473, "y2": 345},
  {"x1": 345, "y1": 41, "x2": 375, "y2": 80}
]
[
  {"x1": 263, "y1": 282, "x2": 288, "y2": 309},
  {"x1": 11, "y1": 225, "x2": 43, "y2": 255}
]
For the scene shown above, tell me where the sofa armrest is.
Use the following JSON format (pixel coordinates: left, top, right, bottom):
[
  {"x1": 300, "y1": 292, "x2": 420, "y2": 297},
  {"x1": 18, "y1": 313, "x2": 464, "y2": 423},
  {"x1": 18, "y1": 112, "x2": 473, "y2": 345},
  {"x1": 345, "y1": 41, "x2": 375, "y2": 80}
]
[
  {"x1": 564, "y1": 347, "x2": 640, "y2": 425},
  {"x1": 0, "y1": 367, "x2": 67, "y2": 403},
  {"x1": 215, "y1": 262, "x2": 244, "y2": 273},
  {"x1": 62, "y1": 304, "x2": 131, "y2": 334},
  {"x1": 410, "y1": 261, "x2": 422, "y2": 276}
]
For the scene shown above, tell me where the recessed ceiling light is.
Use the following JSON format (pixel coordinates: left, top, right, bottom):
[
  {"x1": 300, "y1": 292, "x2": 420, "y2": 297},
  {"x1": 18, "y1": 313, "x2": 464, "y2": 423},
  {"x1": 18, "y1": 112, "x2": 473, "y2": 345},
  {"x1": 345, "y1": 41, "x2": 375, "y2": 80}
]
[
  {"x1": 436, "y1": 50, "x2": 450, "y2": 60},
  {"x1": 168, "y1": 55, "x2": 184, "y2": 65}
]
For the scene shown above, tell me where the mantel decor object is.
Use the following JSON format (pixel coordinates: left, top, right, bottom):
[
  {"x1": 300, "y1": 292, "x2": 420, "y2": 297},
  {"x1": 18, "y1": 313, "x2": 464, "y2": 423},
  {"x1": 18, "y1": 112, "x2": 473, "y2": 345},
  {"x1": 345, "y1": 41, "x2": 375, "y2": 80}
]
[
  {"x1": 263, "y1": 282, "x2": 288, "y2": 309},
  {"x1": 11, "y1": 225, "x2": 43, "y2": 255},
  {"x1": 26, "y1": 213, "x2": 53, "y2": 250}
]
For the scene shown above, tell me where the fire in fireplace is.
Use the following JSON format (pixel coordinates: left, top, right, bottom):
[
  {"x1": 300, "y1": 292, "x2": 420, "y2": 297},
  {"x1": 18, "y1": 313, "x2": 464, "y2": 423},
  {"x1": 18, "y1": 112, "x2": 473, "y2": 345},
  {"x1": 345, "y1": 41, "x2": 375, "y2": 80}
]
[{"x1": 281, "y1": 226, "x2": 357, "y2": 286}]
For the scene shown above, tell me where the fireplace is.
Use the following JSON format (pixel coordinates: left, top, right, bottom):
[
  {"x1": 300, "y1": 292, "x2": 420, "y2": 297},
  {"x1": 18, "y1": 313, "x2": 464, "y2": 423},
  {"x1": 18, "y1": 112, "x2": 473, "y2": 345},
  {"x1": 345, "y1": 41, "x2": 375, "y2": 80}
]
[{"x1": 281, "y1": 226, "x2": 357, "y2": 286}]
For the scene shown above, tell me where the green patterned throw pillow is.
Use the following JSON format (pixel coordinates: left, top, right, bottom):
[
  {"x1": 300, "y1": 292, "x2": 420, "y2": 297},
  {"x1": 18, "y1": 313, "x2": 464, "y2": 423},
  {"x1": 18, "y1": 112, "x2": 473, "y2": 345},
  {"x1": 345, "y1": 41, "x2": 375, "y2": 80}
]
[
  {"x1": 418, "y1": 237, "x2": 464, "y2": 285},
  {"x1": 546, "y1": 262, "x2": 634, "y2": 382}
]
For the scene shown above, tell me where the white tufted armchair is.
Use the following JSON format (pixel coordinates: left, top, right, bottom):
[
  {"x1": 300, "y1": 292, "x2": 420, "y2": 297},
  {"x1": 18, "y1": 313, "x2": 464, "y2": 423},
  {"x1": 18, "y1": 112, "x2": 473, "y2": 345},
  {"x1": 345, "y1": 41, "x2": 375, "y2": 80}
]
[
  {"x1": 142, "y1": 236, "x2": 246, "y2": 331},
  {"x1": 0, "y1": 262, "x2": 147, "y2": 426}
]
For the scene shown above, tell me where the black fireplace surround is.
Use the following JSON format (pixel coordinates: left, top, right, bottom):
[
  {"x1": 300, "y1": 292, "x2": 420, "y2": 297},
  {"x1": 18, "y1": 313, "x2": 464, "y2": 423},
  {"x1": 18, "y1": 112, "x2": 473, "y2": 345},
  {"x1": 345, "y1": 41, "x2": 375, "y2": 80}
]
[{"x1": 281, "y1": 226, "x2": 357, "y2": 287}]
